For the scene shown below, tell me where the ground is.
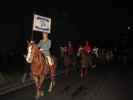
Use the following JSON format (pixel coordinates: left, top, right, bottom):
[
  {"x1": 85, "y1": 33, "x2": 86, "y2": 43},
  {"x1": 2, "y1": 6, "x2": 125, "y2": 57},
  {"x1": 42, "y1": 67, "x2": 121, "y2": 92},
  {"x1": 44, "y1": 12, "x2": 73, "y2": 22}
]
[{"x1": 0, "y1": 64, "x2": 130, "y2": 100}]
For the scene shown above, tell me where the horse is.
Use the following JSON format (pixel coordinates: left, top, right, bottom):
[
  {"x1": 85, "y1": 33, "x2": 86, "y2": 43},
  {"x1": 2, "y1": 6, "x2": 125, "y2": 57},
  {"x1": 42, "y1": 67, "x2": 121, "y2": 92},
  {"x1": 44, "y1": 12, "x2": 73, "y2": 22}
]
[
  {"x1": 97, "y1": 48, "x2": 106, "y2": 64},
  {"x1": 97, "y1": 48, "x2": 114, "y2": 64},
  {"x1": 105, "y1": 49, "x2": 114, "y2": 64},
  {"x1": 59, "y1": 46, "x2": 75, "y2": 77},
  {"x1": 91, "y1": 47, "x2": 99, "y2": 68},
  {"x1": 26, "y1": 41, "x2": 56, "y2": 99},
  {"x1": 63, "y1": 53, "x2": 72, "y2": 77},
  {"x1": 77, "y1": 49, "x2": 92, "y2": 79}
]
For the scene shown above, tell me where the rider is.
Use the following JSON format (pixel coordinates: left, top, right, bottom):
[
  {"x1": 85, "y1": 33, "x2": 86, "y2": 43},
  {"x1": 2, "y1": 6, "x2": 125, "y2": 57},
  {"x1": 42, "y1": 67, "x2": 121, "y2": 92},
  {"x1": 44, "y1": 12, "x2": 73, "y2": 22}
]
[
  {"x1": 37, "y1": 32, "x2": 54, "y2": 68},
  {"x1": 63, "y1": 46, "x2": 68, "y2": 56},
  {"x1": 67, "y1": 41, "x2": 74, "y2": 57},
  {"x1": 30, "y1": 32, "x2": 55, "y2": 98},
  {"x1": 83, "y1": 40, "x2": 92, "y2": 55},
  {"x1": 63, "y1": 41, "x2": 74, "y2": 57}
]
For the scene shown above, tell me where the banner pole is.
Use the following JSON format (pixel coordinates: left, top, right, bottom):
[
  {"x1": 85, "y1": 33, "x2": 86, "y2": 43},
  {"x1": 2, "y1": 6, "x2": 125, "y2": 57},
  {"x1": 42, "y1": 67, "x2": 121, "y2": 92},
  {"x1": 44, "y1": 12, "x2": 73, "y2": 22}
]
[
  {"x1": 31, "y1": 30, "x2": 34, "y2": 41},
  {"x1": 31, "y1": 11, "x2": 35, "y2": 41}
]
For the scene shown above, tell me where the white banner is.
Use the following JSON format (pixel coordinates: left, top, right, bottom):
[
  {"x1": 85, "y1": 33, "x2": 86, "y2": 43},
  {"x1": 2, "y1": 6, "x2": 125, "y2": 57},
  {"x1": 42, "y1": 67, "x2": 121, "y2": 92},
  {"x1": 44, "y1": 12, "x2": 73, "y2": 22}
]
[{"x1": 33, "y1": 14, "x2": 51, "y2": 33}]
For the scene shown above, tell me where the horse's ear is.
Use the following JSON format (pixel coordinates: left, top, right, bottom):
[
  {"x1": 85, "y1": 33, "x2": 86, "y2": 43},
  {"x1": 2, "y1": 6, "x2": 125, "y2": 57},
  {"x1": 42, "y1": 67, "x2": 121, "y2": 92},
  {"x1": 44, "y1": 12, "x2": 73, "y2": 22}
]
[{"x1": 27, "y1": 40, "x2": 29, "y2": 44}]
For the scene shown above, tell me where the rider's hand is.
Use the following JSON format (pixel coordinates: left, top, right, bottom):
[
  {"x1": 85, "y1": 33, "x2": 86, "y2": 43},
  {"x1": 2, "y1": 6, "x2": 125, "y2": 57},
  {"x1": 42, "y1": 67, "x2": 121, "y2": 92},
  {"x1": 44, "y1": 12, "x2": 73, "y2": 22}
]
[
  {"x1": 40, "y1": 48, "x2": 44, "y2": 51},
  {"x1": 30, "y1": 41, "x2": 34, "y2": 43}
]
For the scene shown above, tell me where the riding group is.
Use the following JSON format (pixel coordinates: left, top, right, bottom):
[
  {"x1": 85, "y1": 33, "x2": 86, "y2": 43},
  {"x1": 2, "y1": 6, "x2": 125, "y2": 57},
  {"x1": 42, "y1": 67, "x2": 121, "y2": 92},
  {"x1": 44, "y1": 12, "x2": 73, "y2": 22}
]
[
  {"x1": 59, "y1": 40, "x2": 114, "y2": 77},
  {"x1": 25, "y1": 31, "x2": 114, "y2": 99}
]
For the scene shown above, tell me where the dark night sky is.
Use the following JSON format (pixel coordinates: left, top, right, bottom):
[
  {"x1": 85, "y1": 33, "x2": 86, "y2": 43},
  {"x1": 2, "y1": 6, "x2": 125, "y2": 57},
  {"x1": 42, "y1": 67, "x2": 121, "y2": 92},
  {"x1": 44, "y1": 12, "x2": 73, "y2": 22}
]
[{"x1": 0, "y1": 0, "x2": 128, "y2": 48}]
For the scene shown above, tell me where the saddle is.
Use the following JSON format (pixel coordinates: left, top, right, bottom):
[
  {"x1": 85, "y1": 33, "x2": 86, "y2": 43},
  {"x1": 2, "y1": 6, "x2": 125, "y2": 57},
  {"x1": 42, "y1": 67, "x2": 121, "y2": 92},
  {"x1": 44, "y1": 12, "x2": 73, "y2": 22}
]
[{"x1": 41, "y1": 53, "x2": 54, "y2": 67}]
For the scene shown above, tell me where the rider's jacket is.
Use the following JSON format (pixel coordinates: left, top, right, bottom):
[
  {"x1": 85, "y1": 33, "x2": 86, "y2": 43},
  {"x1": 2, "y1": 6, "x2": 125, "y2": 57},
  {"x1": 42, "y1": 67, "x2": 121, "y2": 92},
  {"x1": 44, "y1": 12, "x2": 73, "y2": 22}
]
[{"x1": 38, "y1": 39, "x2": 51, "y2": 56}]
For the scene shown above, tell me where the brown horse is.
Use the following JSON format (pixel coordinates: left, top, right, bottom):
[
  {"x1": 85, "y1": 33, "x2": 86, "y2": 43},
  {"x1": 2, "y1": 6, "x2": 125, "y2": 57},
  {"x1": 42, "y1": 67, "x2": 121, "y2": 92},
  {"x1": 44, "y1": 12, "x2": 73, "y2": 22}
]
[{"x1": 26, "y1": 42, "x2": 56, "y2": 99}]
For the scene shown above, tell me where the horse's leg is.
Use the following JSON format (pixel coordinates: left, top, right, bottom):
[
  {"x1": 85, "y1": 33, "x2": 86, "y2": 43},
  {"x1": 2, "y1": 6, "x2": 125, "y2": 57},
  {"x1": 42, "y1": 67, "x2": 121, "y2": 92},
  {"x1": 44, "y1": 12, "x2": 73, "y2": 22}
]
[
  {"x1": 89, "y1": 56, "x2": 93, "y2": 68},
  {"x1": 32, "y1": 76, "x2": 40, "y2": 99},
  {"x1": 91, "y1": 55, "x2": 96, "y2": 68},
  {"x1": 65, "y1": 66, "x2": 69, "y2": 77},
  {"x1": 48, "y1": 75, "x2": 55, "y2": 92},
  {"x1": 39, "y1": 75, "x2": 45, "y2": 96},
  {"x1": 21, "y1": 73, "x2": 27, "y2": 83},
  {"x1": 48, "y1": 65, "x2": 56, "y2": 92},
  {"x1": 80, "y1": 67, "x2": 84, "y2": 79},
  {"x1": 48, "y1": 81, "x2": 53, "y2": 93},
  {"x1": 85, "y1": 67, "x2": 88, "y2": 77}
]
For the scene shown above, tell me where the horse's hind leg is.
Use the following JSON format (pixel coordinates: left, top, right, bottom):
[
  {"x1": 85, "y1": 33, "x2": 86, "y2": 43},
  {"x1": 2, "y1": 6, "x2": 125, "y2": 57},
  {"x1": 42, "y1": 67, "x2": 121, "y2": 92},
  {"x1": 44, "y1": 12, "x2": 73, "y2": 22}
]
[
  {"x1": 48, "y1": 81, "x2": 53, "y2": 93},
  {"x1": 48, "y1": 77, "x2": 55, "y2": 93},
  {"x1": 48, "y1": 79, "x2": 55, "y2": 93},
  {"x1": 48, "y1": 66, "x2": 56, "y2": 93}
]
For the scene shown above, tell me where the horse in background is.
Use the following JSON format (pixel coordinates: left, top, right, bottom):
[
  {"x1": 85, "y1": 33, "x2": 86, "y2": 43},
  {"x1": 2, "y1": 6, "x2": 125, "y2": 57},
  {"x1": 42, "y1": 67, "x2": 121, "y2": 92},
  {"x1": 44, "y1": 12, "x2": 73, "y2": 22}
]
[
  {"x1": 105, "y1": 49, "x2": 114, "y2": 64},
  {"x1": 59, "y1": 46, "x2": 76, "y2": 77},
  {"x1": 77, "y1": 48, "x2": 93, "y2": 79},
  {"x1": 97, "y1": 48, "x2": 114, "y2": 64},
  {"x1": 26, "y1": 41, "x2": 56, "y2": 99}
]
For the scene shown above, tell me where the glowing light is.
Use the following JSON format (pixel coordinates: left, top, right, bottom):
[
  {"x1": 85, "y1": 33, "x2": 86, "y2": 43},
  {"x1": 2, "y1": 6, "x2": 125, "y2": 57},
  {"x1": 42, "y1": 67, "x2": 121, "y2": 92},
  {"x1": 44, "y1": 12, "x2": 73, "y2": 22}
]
[{"x1": 128, "y1": 26, "x2": 131, "y2": 30}]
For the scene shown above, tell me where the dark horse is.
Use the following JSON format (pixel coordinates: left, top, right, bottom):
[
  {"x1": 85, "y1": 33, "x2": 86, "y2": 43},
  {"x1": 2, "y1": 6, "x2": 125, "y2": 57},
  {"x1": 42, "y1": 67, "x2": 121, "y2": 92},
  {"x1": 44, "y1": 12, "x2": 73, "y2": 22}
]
[{"x1": 26, "y1": 42, "x2": 56, "y2": 99}]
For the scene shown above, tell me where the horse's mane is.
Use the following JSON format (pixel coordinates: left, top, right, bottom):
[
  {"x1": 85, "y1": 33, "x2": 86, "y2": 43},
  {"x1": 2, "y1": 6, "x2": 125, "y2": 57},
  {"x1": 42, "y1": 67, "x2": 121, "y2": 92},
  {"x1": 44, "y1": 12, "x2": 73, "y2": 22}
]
[{"x1": 32, "y1": 43, "x2": 40, "y2": 55}]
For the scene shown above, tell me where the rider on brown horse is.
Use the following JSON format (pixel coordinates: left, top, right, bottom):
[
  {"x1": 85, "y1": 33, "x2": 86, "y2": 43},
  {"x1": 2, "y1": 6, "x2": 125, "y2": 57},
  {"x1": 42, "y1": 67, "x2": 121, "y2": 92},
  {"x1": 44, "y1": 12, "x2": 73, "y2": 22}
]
[
  {"x1": 28, "y1": 32, "x2": 55, "y2": 99},
  {"x1": 37, "y1": 32, "x2": 55, "y2": 80}
]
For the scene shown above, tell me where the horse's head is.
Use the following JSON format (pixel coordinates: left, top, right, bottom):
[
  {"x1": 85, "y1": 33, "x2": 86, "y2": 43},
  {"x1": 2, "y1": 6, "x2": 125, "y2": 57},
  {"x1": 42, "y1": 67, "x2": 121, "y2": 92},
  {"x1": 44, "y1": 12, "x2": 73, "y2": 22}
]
[{"x1": 26, "y1": 41, "x2": 35, "y2": 63}]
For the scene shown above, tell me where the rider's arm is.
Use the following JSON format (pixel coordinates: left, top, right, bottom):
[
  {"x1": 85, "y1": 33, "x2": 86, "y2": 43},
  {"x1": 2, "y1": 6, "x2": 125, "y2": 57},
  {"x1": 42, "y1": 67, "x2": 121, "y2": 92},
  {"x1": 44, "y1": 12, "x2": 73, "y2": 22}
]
[
  {"x1": 47, "y1": 40, "x2": 51, "y2": 49},
  {"x1": 37, "y1": 41, "x2": 44, "y2": 52},
  {"x1": 37, "y1": 40, "x2": 41, "y2": 48}
]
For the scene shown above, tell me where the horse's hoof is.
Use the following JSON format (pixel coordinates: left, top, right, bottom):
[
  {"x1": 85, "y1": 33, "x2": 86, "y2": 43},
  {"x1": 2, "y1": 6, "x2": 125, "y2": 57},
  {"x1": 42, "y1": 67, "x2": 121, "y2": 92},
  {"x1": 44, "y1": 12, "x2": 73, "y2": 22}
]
[
  {"x1": 35, "y1": 96, "x2": 40, "y2": 100},
  {"x1": 40, "y1": 91, "x2": 44, "y2": 96},
  {"x1": 48, "y1": 89, "x2": 52, "y2": 93},
  {"x1": 35, "y1": 92, "x2": 40, "y2": 100}
]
